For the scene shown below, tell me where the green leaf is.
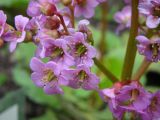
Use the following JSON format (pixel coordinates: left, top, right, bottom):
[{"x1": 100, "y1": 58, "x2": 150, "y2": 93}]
[
  {"x1": 0, "y1": 73, "x2": 7, "y2": 86},
  {"x1": 31, "y1": 109, "x2": 58, "y2": 120},
  {"x1": 13, "y1": 43, "x2": 36, "y2": 65},
  {"x1": 0, "y1": 0, "x2": 28, "y2": 7}
]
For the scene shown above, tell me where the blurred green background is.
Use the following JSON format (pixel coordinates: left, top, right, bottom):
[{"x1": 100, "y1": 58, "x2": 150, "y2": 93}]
[{"x1": 0, "y1": 0, "x2": 160, "y2": 120}]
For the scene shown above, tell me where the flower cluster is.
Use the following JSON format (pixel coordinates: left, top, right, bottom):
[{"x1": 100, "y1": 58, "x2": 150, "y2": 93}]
[
  {"x1": 27, "y1": 0, "x2": 108, "y2": 94},
  {"x1": 100, "y1": 81, "x2": 160, "y2": 120},
  {"x1": 0, "y1": 0, "x2": 108, "y2": 94},
  {"x1": 114, "y1": 0, "x2": 160, "y2": 62},
  {"x1": 1, "y1": 0, "x2": 160, "y2": 119},
  {"x1": 137, "y1": 0, "x2": 160, "y2": 62}
]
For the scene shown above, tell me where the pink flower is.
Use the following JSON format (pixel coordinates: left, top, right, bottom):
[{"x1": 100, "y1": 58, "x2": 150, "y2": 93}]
[
  {"x1": 136, "y1": 35, "x2": 160, "y2": 62},
  {"x1": 66, "y1": 32, "x2": 97, "y2": 67},
  {"x1": 73, "y1": 0, "x2": 99, "y2": 18},
  {"x1": 139, "y1": 0, "x2": 160, "y2": 28},
  {"x1": 0, "y1": 10, "x2": 7, "y2": 37},
  {"x1": 6, "y1": 15, "x2": 29, "y2": 52},
  {"x1": 62, "y1": 65, "x2": 99, "y2": 90},
  {"x1": 30, "y1": 57, "x2": 68, "y2": 94},
  {"x1": 114, "y1": 6, "x2": 131, "y2": 33}
]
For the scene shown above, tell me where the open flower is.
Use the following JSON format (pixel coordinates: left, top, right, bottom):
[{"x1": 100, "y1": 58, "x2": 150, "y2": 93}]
[
  {"x1": 73, "y1": 0, "x2": 99, "y2": 18},
  {"x1": 62, "y1": 65, "x2": 99, "y2": 90},
  {"x1": 37, "y1": 38, "x2": 74, "y2": 67},
  {"x1": 99, "y1": 87, "x2": 125, "y2": 120},
  {"x1": 116, "y1": 82, "x2": 151, "y2": 111},
  {"x1": 139, "y1": 0, "x2": 160, "y2": 28},
  {"x1": 114, "y1": 6, "x2": 131, "y2": 33},
  {"x1": 5, "y1": 15, "x2": 29, "y2": 52},
  {"x1": 0, "y1": 10, "x2": 7, "y2": 37},
  {"x1": 136, "y1": 35, "x2": 160, "y2": 62},
  {"x1": 67, "y1": 32, "x2": 97, "y2": 67},
  {"x1": 100, "y1": 81, "x2": 152, "y2": 120},
  {"x1": 30, "y1": 57, "x2": 68, "y2": 94},
  {"x1": 142, "y1": 91, "x2": 160, "y2": 120}
]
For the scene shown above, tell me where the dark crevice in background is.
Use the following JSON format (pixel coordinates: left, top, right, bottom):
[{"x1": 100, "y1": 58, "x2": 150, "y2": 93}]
[{"x1": 146, "y1": 71, "x2": 160, "y2": 87}]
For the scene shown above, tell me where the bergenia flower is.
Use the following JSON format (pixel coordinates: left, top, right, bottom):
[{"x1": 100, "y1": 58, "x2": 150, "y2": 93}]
[
  {"x1": 114, "y1": 6, "x2": 131, "y2": 33},
  {"x1": 38, "y1": 15, "x2": 60, "y2": 30},
  {"x1": 73, "y1": 0, "x2": 99, "y2": 18},
  {"x1": 62, "y1": 65, "x2": 99, "y2": 90},
  {"x1": 139, "y1": 0, "x2": 160, "y2": 28},
  {"x1": 99, "y1": 88, "x2": 125, "y2": 120},
  {"x1": 67, "y1": 32, "x2": 97, "y2": 67},
  {"x1": 100, "y1": 81, "x2": 152, "y2": 120},
  {"x1": 37, "y1": 38, "x2": 74, "y2": 67},
  {"x1": 142, "y1": 91, "x2": 160, "y2": 120},
  {"x1": 116, "y1": 82, "x2": 151, "y2": 111},
  {"x1": 136, "y1": 35, "x2": 160, "y2": 62},
  {"x1": 6, "y1": 15, "x2": 29, "y2": 52},
  {"x1": 27, "y1": 0, "x2": 57, "y2": 17},
  {"x1": 30, "y1": 57, "x2": 68, "y2": 94},
  {"x1": 0, "y1": 10, "x2": 7, "y2": 37}
]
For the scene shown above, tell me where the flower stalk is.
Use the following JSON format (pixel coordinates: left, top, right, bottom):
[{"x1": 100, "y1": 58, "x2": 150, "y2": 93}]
[
  {"x1": 98, "y1": 2, "x2": 108, "y2": 60},
  {"x1": 121, "y1": 0, "x2": 139, "y2": 81},
  {"x1": 133, "y1": 58, "x2": 151, "y2": 80},
  {"x1": 94, "y1": 58, "x2": 119, "y2": 83}
]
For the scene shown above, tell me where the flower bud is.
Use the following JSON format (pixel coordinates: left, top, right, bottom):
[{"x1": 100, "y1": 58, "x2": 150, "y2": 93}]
[
  {"x1": 41, "y1": 3, "x2": 57, "y2": 16},
  {"x1": 45, "y1": 16, "x2": 60, "y2": 30}
]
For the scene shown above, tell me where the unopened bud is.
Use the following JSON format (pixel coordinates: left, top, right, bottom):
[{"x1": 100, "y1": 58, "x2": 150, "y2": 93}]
[
  {"x1": 86, "y1": 30, "x2": 94, "y2": 45},
  {"x1": 41, "y1": 3, "x2": 57, "y2": 16},
  {"x1": 45, "y1": 16, "x2": 60, "y2": 30}
]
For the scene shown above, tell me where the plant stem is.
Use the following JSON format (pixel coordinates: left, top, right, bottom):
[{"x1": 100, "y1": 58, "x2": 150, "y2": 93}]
[
  {"x1": 55, "y1": 12, "x2": 69, "y2": 35},
  {"x1": 98, "y1": 2, "x2": 108, "y2": 60},
  {"x1": 94, "y1": 58, "x2": 119, "y2": 83},
  {"x1": 121, "y1": 0, "x2": 139, "y2": 81},
  {"x1": 69, "y1": 5, "x2": 75, "y2": 28},
  {"x1": 133, "y1": 58, "x2": 151, "y2": 80}
]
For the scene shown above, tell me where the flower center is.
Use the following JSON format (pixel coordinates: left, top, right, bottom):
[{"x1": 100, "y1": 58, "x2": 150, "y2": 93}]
[
  {"x1": 150, "y1": 43, "x2": 160, "y2": 59},
  {"x1": 150, "y1": 97, "x2": 158, "y2": 111},
  {"x1": 130, "y1": 89, "x2": 140, "y2": 102},
  {"x1": 77, "y1": 70, "x2": 88, "y2": 86},
  {"x1": 16, "y1": 31, "x2": 22, "y2": 38},
  {"x1": 121, "y1": 89, "x2": 140, "y2": 106},
  {"x1": 42, "y1": 69, "x2": 56, "y2": 83},
  {"x1": 75, "y1": 43, "x2": 87, "y2": 57},
  {"x1": 50, "y1": 47, "x2": 64, "y2": 59}
]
